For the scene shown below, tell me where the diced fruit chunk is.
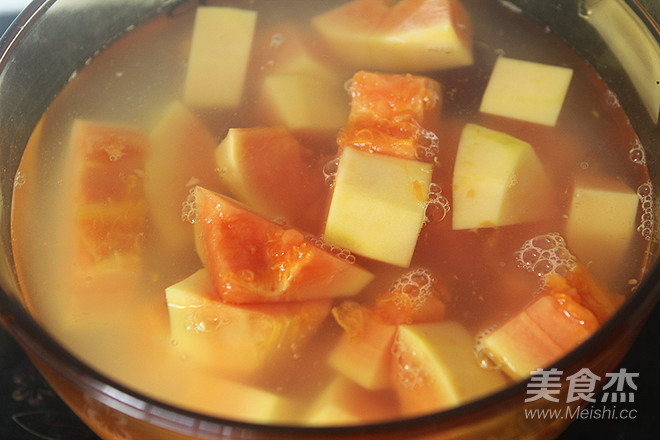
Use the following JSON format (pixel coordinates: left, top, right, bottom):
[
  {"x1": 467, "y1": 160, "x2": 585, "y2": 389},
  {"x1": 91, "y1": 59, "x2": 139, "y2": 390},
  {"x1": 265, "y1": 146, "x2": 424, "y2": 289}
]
[
  {"x1": 313, "y1": 0, "x2": 473, "y2": 72},
  {"x1": 183, "y1": 7, "x2": 257, "y2": 108},
  {"x1": 70, "y1": 119, "x2": 148, "y2": 296},
  {"x1": 146, "y1": 101, "x2": 222, "y2": 256},
  {"x1": 480, "y1": 56, "x2": 574, "y2": 127},
  {"x1": 392, "y1": 321, "x2": 507, "y2": 415},
  {"x1": 179, "y1": 373, "x2": 291, "y2": 424},
  {"x1": 261, "y1": 74, "x2": 349, "y2": 130},
  {"x1": 480, "y1": 269, "x2": 610, "y2": 379},
  {"x1": 339, "y1": 71, "x2": 442, "y2": 161},
  {"x1": 323, "y1": 147, "x2": 433, "y2": 267},
  {"x1": 215, "y1": 126, "x2": 327, "y2": 231},
  {"x1": 451, "y1": 123, "x2": 553, "y2": 230},
  {"x1": 166, "y1": 269, "x2": 331, "y2": 380},
  {"x1": 565, "y1": 180, "x2": 640, "y2": 284},
  {"x1": 328, "y1": 301, "x2": 398, "y2": 390},
  {"x1": 305, "y1": 376, "x2": 398, "y2": 425},
  {"x1": 194, "y1": 186, "x2": 374, "y2": 303}
]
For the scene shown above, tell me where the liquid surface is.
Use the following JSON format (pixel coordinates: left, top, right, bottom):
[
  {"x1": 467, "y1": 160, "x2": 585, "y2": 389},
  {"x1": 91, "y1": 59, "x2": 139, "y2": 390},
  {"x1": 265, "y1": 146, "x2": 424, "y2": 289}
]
[{"x1": 10, "y1": 0, "x2": 652, "y2": 425}]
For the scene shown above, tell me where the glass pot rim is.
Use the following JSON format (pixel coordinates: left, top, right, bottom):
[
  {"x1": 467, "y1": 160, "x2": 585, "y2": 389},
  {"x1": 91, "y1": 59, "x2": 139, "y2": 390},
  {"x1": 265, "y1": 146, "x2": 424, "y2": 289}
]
[{"x1": 1, "y1": 0, "x2": 659, "y2": 438}]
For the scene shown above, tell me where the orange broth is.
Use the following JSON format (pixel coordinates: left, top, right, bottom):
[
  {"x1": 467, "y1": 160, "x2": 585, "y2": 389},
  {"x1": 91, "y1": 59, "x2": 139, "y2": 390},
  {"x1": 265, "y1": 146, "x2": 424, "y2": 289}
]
[{"x1": 10, "y1": 0, "x2": 652, "y2": 426}]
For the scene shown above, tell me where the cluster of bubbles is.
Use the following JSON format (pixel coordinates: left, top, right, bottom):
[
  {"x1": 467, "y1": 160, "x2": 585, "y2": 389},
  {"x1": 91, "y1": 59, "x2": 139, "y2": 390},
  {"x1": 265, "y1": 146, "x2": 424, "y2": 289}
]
[
  {"x1": 305, "y1": 234, "x2": 356, "y2": 264},
  {"x1": 269, "y1": 33, "x2": 284, "y2": 49},
  {"x1": 605, "y1": 89, "x2": 621, "y2": 108},
  {"x1": 514, "y1": 232, "x2": 577, "y2": 278},
  {"x1": 181, "y1": 187, "x2": 198, "y2": 224},
  {"x1": 424, "y1": 183, "x2": 450, "y2": 224},
  {"x1": 102, "y1": 142, "x2": 126, "y2": 162},
  {"x1": 415, "y1": 128, "x2": 440, "y2": 163},
  {"x1": 13, "y1": 171, "x2": 25, "y2": 189},
  {"x1": 473, "y1": 325, "x2": 501, "y2": 370},
  {"x1": 629, "y1": 138, "x2": 647, "y2": 166},
  {"x1": 388, "y1": 268, "x2": 437, "y2": 313},
  {"x1": 391, "y1": 335, "x2": 428, "y2": 390},
  {"x1": 637, "y1": 181, "x2": 654, "y2": 241}
]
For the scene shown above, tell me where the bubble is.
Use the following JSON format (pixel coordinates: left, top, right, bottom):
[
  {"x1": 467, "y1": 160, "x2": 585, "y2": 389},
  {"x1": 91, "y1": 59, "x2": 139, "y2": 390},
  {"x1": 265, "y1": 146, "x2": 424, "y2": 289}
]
[
  {"x1": 181, "y1": 187, "x2": 197, "y2": 224},
  {"x1": 637, "y1": 181, "x2": 654, "y2": 241},
  {"x1": 474, "y1": 326, "x2": 501, "y2": 370},
  {"x1": 305, "y1": 234, "x2": 356, "y2": 264},
  {"x1": 323, "y1": 157, "x2": 339, "y2": 188},
  {"x1": 103, "y1": 142, "x2": 126, "y2": 161},
  {"x1": 424, "y1": 183, "x2": 450, "y2": 224},
  {"x1": 270, "y1": 33, "x2": 284, "y2": 49},
  {"x1": 391, "y1": 338, "x2": 428, "y2": 390},
  {"x1": 185, "y1": 306, "x2": 229, "y2": 334},
  {"x1": 13, "y1": 171, "x2": 25, "y2": 189},
  {"x1": 515, "y1": 232, "x2": 576, "y2": 277},
  {"x1": 629, "y1": 139, "x2": 647, "y2": 166},
  {"x1": 415, "y1": 128, "x2": 439, "y2": 162},
  {"x1": 605, "y1": 90, "x2": 621, "y2": 108}
]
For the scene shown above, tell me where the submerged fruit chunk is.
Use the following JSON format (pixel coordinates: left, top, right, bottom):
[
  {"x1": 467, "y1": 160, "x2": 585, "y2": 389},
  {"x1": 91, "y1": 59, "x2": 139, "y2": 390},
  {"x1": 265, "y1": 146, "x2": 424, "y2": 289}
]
[
  {"x1": 313, "y1": 0, "x2": 473, "y2": 72},
  {"x1": 323, "y1": 147, "x2": 433, "y2": 267},
  {"x1": 183, "y1": 7, "x2": 257, "y2": 108},
  {"x1": 261, "y1": 74, "x2": 349, "y2": 131},
  {"x1": 392, "y1": 321, "x2": 507, "y2": 415},
  {"x1": 565, "y1": 180, "x2": 640, "y2": 284},
  {"x1": 146, "y1": 101, "x2": 223, "y2": 256},
  {"x1": 70, "y1": 119, "x2": 149, "y2": 294},
  {"x1": 194, "y1": 186, "x2": 374, "y2": 303},
  {"x1": 480, "y1": 56, "x2": 573, "y2": 127},
  {"x1": 451, "y1": 123, "x2": 553, "y2": 230},
  {"x1": 328, "y1": 301, "x2": 398, "y2": 390},
  {"x1": 339, "y1": 71, "x2": 442, "y2": 161},
  {"x1": 480, "y1": 268, "x2": 613, "y2": 379},
  {"x1": 166, "y1": 269, "x2": 331, "y2": 380},
  {"x1": 215, "y1": 126, "x2": 327, "y2": 232},
  {"x1": 305, "y1": 376, "x2": 398, "y2": 425}
]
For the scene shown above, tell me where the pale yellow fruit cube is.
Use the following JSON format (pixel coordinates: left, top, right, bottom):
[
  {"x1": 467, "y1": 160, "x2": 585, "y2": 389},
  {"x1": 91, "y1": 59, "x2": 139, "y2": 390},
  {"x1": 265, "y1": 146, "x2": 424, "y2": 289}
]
[
  {"x1": 305, "y1": 376, "x2": 396, "y2": 426},
  {"x1": 183, "y1": 7, "x2": 257, "y2": 108},
  {"x1": 323, "y1": 147, "x2": 433, "y2": 267},
  {"x1": 565, "y1": 180, "x2": 640, "y2": 283},
  {"x1": 480, "y1": 57, "x2": 573, "y2": 126},
  {"x1": 452, "y1": 123, "x2": 553, "y2": 230},
  {"x1": 392, "y1": 321, "x2": 508, "y2": 415},
  {"x1": 166, "y1": 269, "x2": 331, "y2": 381},
  {"x1": 262, "y1": 74, "x2": 349, "y2": 130}
]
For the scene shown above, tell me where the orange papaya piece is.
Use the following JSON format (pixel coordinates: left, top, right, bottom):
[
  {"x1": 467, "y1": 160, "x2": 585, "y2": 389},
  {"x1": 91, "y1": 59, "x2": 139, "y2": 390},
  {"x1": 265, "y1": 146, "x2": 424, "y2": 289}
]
[
  {"x1": 193, "y1": 186, "x2": 374, "y2": 303},
  {"x1": 70, "y1": 120, "x2": 149, "y2": 293},
  {"x1": 338, "y1": 71, "x2": 441, "y2": 162}
]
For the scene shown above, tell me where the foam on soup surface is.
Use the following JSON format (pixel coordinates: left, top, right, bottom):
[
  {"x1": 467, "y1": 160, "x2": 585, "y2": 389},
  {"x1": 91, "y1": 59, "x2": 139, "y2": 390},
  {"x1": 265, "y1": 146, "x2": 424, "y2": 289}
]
[{"x1": 11, "y1": 0, "x2": 652, "y2": 425}]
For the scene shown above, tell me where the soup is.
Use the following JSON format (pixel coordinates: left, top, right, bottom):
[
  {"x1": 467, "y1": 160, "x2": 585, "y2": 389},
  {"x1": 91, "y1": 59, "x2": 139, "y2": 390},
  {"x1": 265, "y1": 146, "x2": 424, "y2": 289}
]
[{"x1": 10, "y1": 0, "x2": 652, "y2": 426}]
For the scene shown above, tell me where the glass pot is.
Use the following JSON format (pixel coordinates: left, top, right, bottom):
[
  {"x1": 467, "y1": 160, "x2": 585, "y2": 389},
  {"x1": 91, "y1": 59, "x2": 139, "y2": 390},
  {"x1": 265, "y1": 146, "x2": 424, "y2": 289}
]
[{"x1": 0, "y1": 1, "x2": 658, "y2": 439}]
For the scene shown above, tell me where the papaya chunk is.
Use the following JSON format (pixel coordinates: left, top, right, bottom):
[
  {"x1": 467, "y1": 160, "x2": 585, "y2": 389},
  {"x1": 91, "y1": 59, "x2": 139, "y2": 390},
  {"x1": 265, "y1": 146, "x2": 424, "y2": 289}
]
[
  {"x1": 328, "y1": 268, "x2": 448, "y2": 389},
  {"x1": 166, "y1": 268, "x2": 331, "y2": 380},
  {"x1": 215, "y1": 126, "x2": 328, "y2": 232},
  {"x1": 328, "y1": 301, "x2": 398, "y2": 390},
  {"x1": 193, "y1": 186, "x2": 374, "y2": 303},
  {"x1": 392, "y1": 321, "x2": 507, "y2": 415},
  {"x1": 146, "y1": 101, "x2": 223, "y2": 257},
  {"x1": 339, "y1": 70, "x2": 442, "y2": 162},
  {"x1": 70, "y1": 119, "x2": 149, "y2": 295},
  {"x1": 313, "y1": 0, "x2": 473, "y2": 72},
  {"x1": 480, "y1": 266, "x2": 620, "y2": 379},
  {"x1": 305, "y1": 376, "x2": 398, "y2": 425}
]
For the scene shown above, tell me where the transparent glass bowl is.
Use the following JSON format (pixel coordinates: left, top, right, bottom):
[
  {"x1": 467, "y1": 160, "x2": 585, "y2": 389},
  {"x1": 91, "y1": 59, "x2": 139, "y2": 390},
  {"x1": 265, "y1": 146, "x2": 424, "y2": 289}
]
[{"x1": 0, "y1": 1, "x2": 658, "y2": 439}]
